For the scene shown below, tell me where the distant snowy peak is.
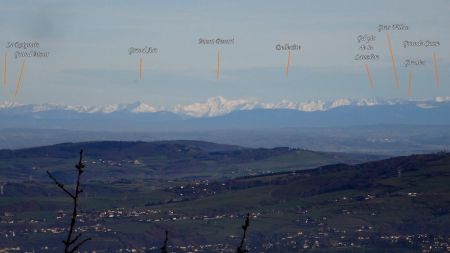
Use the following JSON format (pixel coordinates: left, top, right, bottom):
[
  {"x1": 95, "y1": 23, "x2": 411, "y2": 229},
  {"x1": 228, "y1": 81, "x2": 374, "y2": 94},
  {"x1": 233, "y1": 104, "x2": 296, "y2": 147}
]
[
  {"x1": 131, "y1": 102, "x2": 157, "y2": 113},
  {"x1": 173, "y1": 96, "x2": 260, "y2": 117},
  {"x1": 90, "y1": 102, "x2": 156, "y2": 114},
  {"x1": 436, "y1": 96, "x2": 450, "y2": 103},
  {"x1": 1, "y1": 96, "x2": 449, "y2": 118}
]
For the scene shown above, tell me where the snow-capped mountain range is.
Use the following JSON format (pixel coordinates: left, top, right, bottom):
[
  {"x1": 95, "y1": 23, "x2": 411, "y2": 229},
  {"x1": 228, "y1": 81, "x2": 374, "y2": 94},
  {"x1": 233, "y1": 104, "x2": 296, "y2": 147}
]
[{"x1": 1, "y1": 96, "x2": 450, "y2": 118}]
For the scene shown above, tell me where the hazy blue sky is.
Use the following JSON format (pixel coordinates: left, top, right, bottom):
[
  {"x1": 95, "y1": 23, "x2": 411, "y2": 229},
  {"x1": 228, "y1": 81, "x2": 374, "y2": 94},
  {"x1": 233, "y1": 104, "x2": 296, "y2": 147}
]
[{"x1": 0, "y1": 0, "x2": 449, "y2": 106}]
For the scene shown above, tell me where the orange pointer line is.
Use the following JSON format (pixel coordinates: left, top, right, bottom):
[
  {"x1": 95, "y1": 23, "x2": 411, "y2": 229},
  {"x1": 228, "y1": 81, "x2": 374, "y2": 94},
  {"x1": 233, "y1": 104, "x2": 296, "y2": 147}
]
[
  {"x1": 433, "y1": 50, "x2": 440, "y2": 88},
  {"x1": 216, "y1": 49, "x2": 220, "y2": 80},
  {"x1": 386, "y1": 32, "x2": 400, "y2": 88},
  {"x1": 285, "y1": 50, "x2": 291, "y2": 77},
  {"x1": 139, "y1": 58, "x2": 143, "y2": 81},
  {"x1": 15, "y1": 59, "x2": 26, "y2": 97},
  {"x1": 408, "y1": 71, "x2": 412, "y2": 97},
  {"x1": 3, "y1": 52, "x2": 6, "y2": 86},
  {"x1": 364, "y1": 63, "x2": 374, "y2": 88}
]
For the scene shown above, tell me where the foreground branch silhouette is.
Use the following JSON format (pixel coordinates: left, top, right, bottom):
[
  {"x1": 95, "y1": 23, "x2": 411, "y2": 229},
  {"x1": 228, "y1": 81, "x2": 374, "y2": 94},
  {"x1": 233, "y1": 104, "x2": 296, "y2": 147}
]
[
  {"x1": 47, "y1": 149, "x2": 91, "y2": 253},
  {"x1": 236, "y1": 213, "x2": 250, "y2": 253},
  {"x1": 161, "y1": 230, "x2": 169, "y2": 253}
]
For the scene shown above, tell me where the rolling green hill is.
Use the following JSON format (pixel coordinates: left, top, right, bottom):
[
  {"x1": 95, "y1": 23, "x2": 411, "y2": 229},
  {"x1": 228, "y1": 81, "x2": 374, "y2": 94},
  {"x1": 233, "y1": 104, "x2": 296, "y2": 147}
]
[{"x1": 0, "y1": 140, "x2": 378, "y2": 184}]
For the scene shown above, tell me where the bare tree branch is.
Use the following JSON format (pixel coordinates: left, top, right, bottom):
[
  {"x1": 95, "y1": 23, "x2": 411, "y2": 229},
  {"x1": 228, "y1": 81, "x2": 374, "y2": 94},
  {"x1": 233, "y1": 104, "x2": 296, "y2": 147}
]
[
  {"x1": 68, "y1": 232, "x2": 83, "y2": 245},
  {"x1": 70, "y1": 238, "x2": 92, "y2": 253},
  {"x1": 46, "y1": 171, "x2": 75, "y2": 199},
  {"x1": 161, "y1": 230, "x2": 169, "y2": 253},
  {"x1": 237, "y1": 213, "x2": 250, "y2": 253},
  {"x1": 47, "y1": 149, "x2": 91, "y2": 253}
]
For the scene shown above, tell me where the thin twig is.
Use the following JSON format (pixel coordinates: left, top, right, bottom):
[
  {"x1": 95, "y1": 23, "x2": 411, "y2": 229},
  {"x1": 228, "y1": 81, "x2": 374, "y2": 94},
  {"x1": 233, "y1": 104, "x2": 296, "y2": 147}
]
[
  {"x1": 46, "y1": 171, "x2": 75, "y2": 199},
  {"x1": 161, "y1": 230, "x2": 169, "y2": 253},
  {"x1": 70, "y1": 238, "x2": 92, "y2": 253},
  {"x1": 237, "y1": 213, "x2": 250, "y2": 253}
]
